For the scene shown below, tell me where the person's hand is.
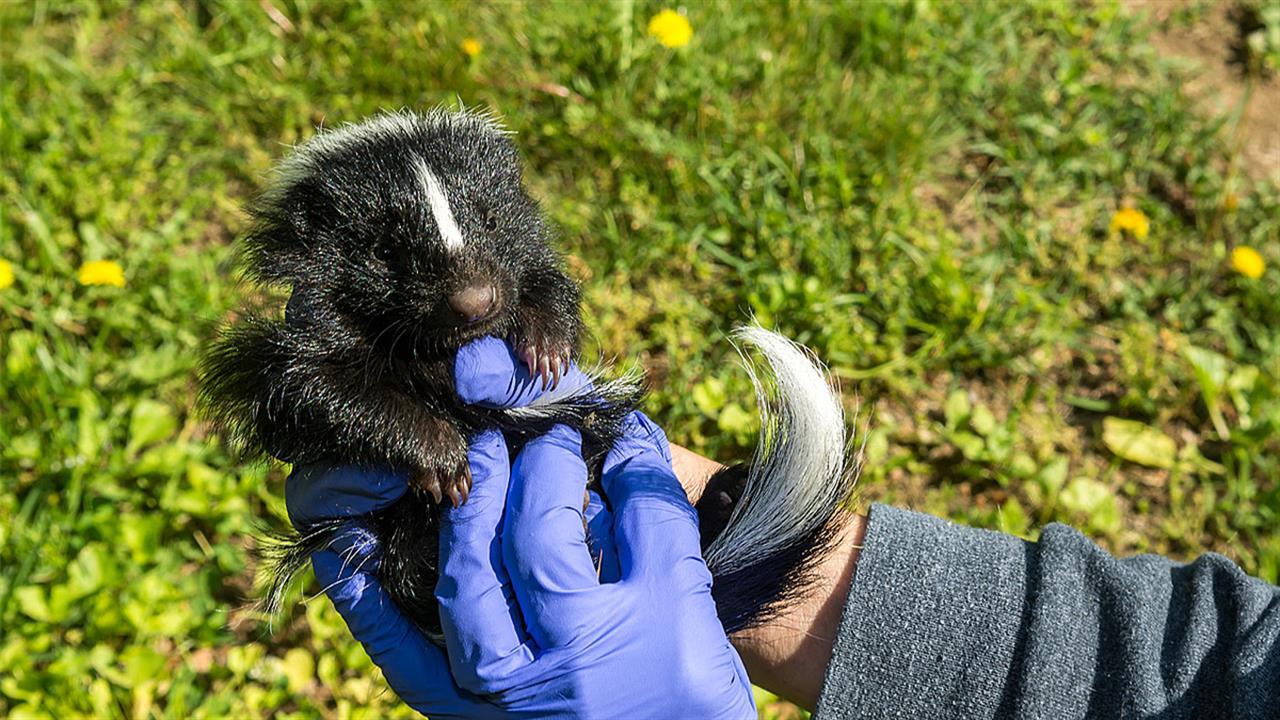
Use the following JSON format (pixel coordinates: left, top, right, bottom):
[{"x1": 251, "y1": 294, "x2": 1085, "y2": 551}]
[
  {"x1": 284, "y1": 337, "x2": 601, "y2": 531},
  {"x1": 286, "y1": 337, "x2": 756, "y2": 718}
]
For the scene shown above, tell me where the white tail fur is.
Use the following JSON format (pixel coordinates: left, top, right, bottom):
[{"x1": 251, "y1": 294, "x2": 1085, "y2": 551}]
[{"x1": 703, "y1": 326, "x2": 854, "y2": 575}]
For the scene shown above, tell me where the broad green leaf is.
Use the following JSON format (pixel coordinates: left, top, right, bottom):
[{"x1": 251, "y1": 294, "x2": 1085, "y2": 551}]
[
  {"x1": 984, "y1": 425, "x2": 1014, "y2": 464},
  {"x1": 1182, "y1": 345, "x2": 1230, "y2": 439},
  {"x1": 317, "y1": 654, "x2": 341, "y2": 692},
  {"x1": 120, "y1": 645, "x2": 166, "y2": 687},
  {"x1": 89, "y1": 679, "x2": 114, "y2": 718},
  {"x1": 186, "y1": 461, "x2": 223, "y2": 495},
  {"x1": 47, "y1": 647, "x2": 93, "y2": 677},
  {"x1": 944, "y1": 388, "x2": 971, "y2": 428},
  {"x1": 1009, "y1": 452, "x2": 1037, "y2": 478},
  {"x1": 127, "y1": 399, "x2": 177, "y2": 455},
  {"x1": 970, "y1": 404, "x2": 997, "y2": 436},
  {"x1": 1228, "y1": 365, "x2": 1259, "y2": 429},
  {"x1": 1102, "y1": 417, "x2": 1176, "y2": 469},
  {"x1": 998, "y1": 497, "x2": 1029, "y2": 536},
  {"x1": 1228, "y1": 365, "x2": 1260, "y2": 394},
  {"x1": 227, "y1": 644, "x2": 266, "y2": 678},
  {"x1": 47, "y1": 586, "x2": 77, "y2": 622},
  {"x1": 67, "y1": 543, "x2": 118, "y2": 599},
  {"x1": 282, "y1": 648, "x2": 315, "y2": 692},
  {"x1": 7, "y1": 702, "x2": 54, "y2": 720},
  {"x1": 305, "y1": 596, "x2": 346, "y2": 643},
  {"x1": 0, "y1": 637, "x2": 29, "y2": 673},
  {"x1": 14, "y1": 587, "x2": 52, "y2": 623},
  {"x1": 862, "y1": 426, "x2": 889, "y2": 465},
  {"x1": 690, "y1": 377, "x2": 727, "y2": 416},
  {"x1": 1182, "y1": 345, "x2": 1228, "y2": 398},
  {"x1": 120, "y1": 516, "x2": 165, "y2": 564},
  {"x1": 133, "y1": 442, "x2": 195, "y2": 476},
  {"x1": 4, "y1": 330, "x2": 39, "y2": 376},
  {"x1": 717, "y1": 402, "x2": 755, "y2": 437},
  {"x1": 951, "y1": 431, "x2": 985, "y2": 460},
  {"x1": 76, "y1": 390, "x2": 108, "y2": 463},
  {"x1": 7, "y1": 433, "x2": 40, "y2": 462},
  {"x1": 1060, "y1": 478, "x2": 1121, "y2": 534},
  {"x1": 1036, "y1": 456, "x2": 1070, "y2": 494},
  {"x1": 123, "y1": 345, "x2": 184, "y2": 383},
  {"x1": 0, "y1": 675, "x2": 39, "y2": 703},
  {"x1": 1060, "y1": 477, "x2": 1113, "y2": 514}
]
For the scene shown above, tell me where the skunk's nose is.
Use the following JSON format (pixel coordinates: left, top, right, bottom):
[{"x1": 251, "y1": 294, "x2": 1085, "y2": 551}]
[{"x1": 448, "y1": 285, "x2": 496, "y2": 322}]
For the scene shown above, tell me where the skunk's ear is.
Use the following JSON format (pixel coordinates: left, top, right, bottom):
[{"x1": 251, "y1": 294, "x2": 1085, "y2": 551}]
[{"x1": 236, "y1": 181, "x2": 321, "y2": 285}]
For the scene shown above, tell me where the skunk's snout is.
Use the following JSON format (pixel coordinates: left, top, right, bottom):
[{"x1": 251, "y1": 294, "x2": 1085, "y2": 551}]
[{"x1": 448, "y1": 284, "x2": 497, "y2": 323}]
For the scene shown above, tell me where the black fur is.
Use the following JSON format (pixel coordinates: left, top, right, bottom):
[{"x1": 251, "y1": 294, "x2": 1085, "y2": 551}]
[
  {"x1": 204, "y1": 110, "x2": 669, "y2": 639},
  {"x1": 202, "y1": 109, "x2": 850, "y2": 644},
  {"x1": 203, "y1": 111, "x2": 586, "y2": 497}
]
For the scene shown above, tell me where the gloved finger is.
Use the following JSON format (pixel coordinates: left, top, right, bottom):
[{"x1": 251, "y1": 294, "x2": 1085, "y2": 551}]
[
  {"x1": 602, "y1": 412, "x2": 709, "y2": 591},
  {"x1": 503, "y1": 424, "x2": 604, "y2": 648},
  {"x1": 312, "y1": 548, "x2": 493, "y2": 717},
  {"x1": 454, "y1": 337, "x2": 591, "y2": 409},
  {"x1": 286, "y1": 465, "x2": 407, "y2": 532},
  {"x1": 437, "y1": 431, "x2": 535, "y2": 694},
  {"x1": 584, "y1": 490, "x2": 620, "y2": 584}
]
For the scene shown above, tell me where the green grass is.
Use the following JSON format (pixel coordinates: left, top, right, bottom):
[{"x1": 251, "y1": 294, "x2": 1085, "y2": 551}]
[{"x1": 2, "y1": 0, "x2": 1278, "y2": 717}]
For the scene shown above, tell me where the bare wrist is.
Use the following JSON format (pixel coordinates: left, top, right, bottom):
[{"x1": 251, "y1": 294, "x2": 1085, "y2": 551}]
[
  {"x1": 732, "y1": 511, "x2": 865, "y2": 710},
  {"x1": 670, "y1": 442, "x2": 723, "y2": 503},
  {"x1": 669, "y1": 442, "x2": 865, "y2": 710}
]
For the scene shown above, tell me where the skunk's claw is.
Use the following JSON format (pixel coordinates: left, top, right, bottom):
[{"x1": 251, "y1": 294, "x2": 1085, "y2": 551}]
[
  {"x1": 512, "y1": 335, "x2": 574, "y2": 392},
  {"x1": 518, "y1": 343, "x2": 539, "y2": 379},
  {"x1": 417, "y1": 471, "x2": 445, "y2": 505},
  {"x1": 542, "y1": 346, "x2": 574, "y2": 391},
  {"x1": 538, "y1": 355, "x2": 552, "y2": 391},
  {"x1": 414, "y1": 459, "x2": 473, "y2": 508}
]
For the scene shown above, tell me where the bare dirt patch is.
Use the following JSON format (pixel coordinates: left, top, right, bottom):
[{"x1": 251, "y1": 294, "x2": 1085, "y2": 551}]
[{"x1": 1132, "y1": 0, "x2": 1280, "y2": 182}]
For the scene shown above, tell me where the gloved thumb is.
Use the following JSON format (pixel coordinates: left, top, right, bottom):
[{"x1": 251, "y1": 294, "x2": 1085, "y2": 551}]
[{"x1": 454, "y1": 337, "x2": 592, "y2": 408}]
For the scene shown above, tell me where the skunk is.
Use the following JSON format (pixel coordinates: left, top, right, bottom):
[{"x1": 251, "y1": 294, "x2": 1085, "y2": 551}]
[{"x1": 200, "y1": 108, "x2": 859, "y2": 641}]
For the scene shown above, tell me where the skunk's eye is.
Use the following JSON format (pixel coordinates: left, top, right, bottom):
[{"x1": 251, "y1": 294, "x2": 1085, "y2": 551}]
[
  {"x1": 483, "y1": 211, "x2": 499, "y2": 232},
  {"x1": 374, "y1": 244, "x2": 396, "y2": 264}
]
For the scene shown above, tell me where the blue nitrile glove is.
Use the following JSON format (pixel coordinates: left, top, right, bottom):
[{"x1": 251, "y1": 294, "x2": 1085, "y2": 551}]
[
  {"x1": 287, "y1": 337, "x2": 755, "y2": 718},
  {"x1": 287, "y1": 338, "x2": 620, "y2": 581},
  {"x1": 286, "y1": 337, "x2": 613, "y2": 536}
]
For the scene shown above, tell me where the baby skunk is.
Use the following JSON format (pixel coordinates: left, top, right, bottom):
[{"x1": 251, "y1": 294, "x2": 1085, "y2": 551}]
[{"x1": 201, "y1": 108, "x2": 859, "y2": 641}]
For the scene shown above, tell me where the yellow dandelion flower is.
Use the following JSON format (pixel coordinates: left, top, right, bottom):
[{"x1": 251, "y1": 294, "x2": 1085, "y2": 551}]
[
  {"x1": 0, "y1": 260, "x2": 13, "y2": 290},
  {"x1": 1109, "y1": 207, "x2": 1150, "y2": 240},
  {"x1": 648, "y1": 9, "x2": 693, "y2": 49},
  {"x1": 461, "y1": 38, "x2": 482, "y2": 58},
  {"x1": 78, "y1": 260, "x2": 125, "y2": 288},
  {"x1": 1231, "y1": 246, "x2": 1265, "y2": 279}
]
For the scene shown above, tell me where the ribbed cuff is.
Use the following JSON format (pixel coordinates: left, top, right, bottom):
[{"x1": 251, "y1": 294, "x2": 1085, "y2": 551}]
[{"x1": 814, "y1": 504, "x2": 1032, "y2": 719}]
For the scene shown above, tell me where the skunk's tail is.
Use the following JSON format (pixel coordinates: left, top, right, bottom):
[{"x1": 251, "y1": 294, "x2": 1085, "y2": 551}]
[
  {"x1": 700, "y1": 327, "x2": 860, "y2": 635},
  {"x1": 486, "y1": 325, "x2": 859, "y2": 636}
]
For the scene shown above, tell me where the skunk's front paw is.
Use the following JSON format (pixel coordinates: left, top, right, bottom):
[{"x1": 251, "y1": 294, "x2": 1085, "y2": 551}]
[
  {"x1": 413, "y1": 454, "x2": 473, "y2": 508},
  {"x1": 511, "y1": 332, "x2": 572, "y2": 391}
]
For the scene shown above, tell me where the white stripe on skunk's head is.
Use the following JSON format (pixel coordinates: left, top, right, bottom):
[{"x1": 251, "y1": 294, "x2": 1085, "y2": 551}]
[
  {"x1": 242, "y1": 107, "x2": 564, "y2": 357},
  {"x1": 411, "y1": 156, "x2": 464, "y2": 252}
]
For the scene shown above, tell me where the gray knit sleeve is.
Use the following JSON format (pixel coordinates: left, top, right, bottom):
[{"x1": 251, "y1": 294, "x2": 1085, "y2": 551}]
[{"x1": 814, "y1": 504, "x2": 1280, "y2": 719}]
